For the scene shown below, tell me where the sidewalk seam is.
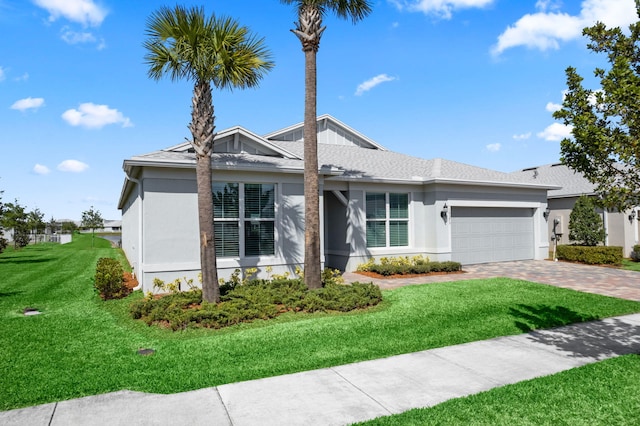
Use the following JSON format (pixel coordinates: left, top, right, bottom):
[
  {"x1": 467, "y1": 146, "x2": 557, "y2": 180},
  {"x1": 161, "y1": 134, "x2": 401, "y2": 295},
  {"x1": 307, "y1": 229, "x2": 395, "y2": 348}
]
[
  {"x1": 47, "y1": 402, "x2": 57, "y2": 426},
  {"x1": 213, "y1": 387, "x2": 234, "y2": 425},
  {"x1": 329, "y1": 367, "x2": 394, "y2": 416}
]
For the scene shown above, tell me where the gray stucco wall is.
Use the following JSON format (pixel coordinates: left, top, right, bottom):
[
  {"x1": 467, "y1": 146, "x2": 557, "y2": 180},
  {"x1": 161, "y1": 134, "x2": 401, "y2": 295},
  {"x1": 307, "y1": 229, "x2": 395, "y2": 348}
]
[
  {"x1": 547, "y1": 196, "x2": 638, "y2": 257},
  {"x1": 120, "y1": 180, "x2": 140, "y2": 279}
]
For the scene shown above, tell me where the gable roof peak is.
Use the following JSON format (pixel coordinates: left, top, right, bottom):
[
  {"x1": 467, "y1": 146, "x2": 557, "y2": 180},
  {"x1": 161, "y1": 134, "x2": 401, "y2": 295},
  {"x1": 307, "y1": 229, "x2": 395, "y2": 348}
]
[{"x1": 265, "y1": 114, "x2": 388, "y2": 151}]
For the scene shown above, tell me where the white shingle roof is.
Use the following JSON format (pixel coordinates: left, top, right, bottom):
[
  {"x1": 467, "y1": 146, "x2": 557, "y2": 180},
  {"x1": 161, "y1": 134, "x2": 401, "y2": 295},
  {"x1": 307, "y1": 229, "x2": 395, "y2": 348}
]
[
  {"x1": 511, "y1": 163, "x2": 595, "y2": 198},
  {"x1": 273, "y1": 140, "x2": 547, "y2": 185},
  {"x1": 122, "y1": 121, "x2": 555, "y2": 190}
]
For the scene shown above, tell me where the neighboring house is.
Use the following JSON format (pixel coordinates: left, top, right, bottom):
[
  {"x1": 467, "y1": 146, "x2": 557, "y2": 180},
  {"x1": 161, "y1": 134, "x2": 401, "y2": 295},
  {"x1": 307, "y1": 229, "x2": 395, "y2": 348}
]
[
  {"x1": 118, "y1": 115, "x2": 555, "y2": 292},
  {"x1": 513, "y1": 163, "x2": 639, "y2": 256},
  {"x1": 102, "y1": 220, "x2": 122, "y2": 233}
]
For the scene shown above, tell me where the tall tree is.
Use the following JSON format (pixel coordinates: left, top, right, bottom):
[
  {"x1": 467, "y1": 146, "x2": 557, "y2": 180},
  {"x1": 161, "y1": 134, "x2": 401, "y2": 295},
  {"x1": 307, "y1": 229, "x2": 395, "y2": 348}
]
[
  {"x1": 568, "y1": 196, "x2": 606, "y2": 246},
  {"x1": 554, "y1": 2, "x2": 640, "y2": 210},
  {"x1": 2, "y1": 200, "x2": 29, "y2": 249},
  {"x1": 281, "y1": 0, "x2": 372, "y2": 289},
  {"x1": 81, "y1": 206, "x2": 104, "y2": 248},
  {"x1": 144, "y1": 5, "x2": 273, "y2": 303},
  {"x1": 27, "y1": 208, "x2": 45, "y2": 243}
]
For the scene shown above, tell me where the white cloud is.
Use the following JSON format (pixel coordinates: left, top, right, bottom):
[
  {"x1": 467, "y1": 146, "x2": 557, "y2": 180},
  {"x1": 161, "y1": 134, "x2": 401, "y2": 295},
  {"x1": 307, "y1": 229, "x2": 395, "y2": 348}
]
[
  {"x1": 355, "y1": 74, "x2": 396, "y2": 96},
  {"x1": 537, "y1": 122, "x2": 573, "y2": 141},
  {"x1": 513, "y1": 132, "x2": 531, "y2": 140},
  {"x1": 0, "y1": 66, "x2": 5, "y2": 82},
  {"x1": 62, "y1": 103, "x2": 133, "y2": 129},
  {"x1": 15, "y1": 73, "x2": 29, "y2": 82},
  {"x1": 33, "y1": 164, "x2": 51, "y2": 175},
  {"x1": 61, "y1": 27, "x2": 96, "y2": 44},
  {"x1": 390, "y1": 0, "x2": 495, "y2": 19},
  {"x1": 57, "y1": 159, "x2": 89, "y2": 173},
  {"x1": 535, "y1": 0, "x2": 562, "y2": 12},
  {"x1": 492, "y1": 0, "x2": 637, "y2": 56},
  {"x1": 10, "y1": 97, "x2": 45, "y2": 112},
  {"x1": 545, "y1": 101, "x2": 562, "y2": 112},
  {"x1": 34, "y1": 0, "x2": 108, "y2": 26},
  {"x1": 486, "y1": 143, "x2": 501, "y2": 152}
]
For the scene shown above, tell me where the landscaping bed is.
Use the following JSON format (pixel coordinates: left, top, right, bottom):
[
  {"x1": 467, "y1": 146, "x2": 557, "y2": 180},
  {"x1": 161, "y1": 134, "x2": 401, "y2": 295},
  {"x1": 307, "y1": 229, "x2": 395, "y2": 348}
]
[
  {"x1": 130, "y1": 279, "x2": 382, "y2": 331},
  {"x1": 356, "y1": 255, "x2": 462, "y2": 278}
]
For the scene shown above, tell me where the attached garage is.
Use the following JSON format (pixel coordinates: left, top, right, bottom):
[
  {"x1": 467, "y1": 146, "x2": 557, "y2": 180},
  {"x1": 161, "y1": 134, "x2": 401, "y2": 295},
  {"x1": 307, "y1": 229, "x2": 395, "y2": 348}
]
[{"x1": 451, "y1": 207, "x2": 535, "y2": 264}]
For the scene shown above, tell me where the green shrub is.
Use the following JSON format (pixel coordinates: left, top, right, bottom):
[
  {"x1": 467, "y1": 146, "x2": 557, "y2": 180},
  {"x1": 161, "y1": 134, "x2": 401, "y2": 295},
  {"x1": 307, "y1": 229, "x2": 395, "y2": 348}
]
[
  {"x1": 632, "y1": 245, "x2": 640, "y2": 262},
  {"x1": 556, "y1": 245, "x2": 623, "y2": 265},
  {"x1": 129, "y1": 277, "x2": 382, "y2": 330},
  {"x1": 359, "y1": 256, "x2": 462, "y2": 276},
  {"x1": 569, "y1": 196, "x2": 606, "y2": 246},
  {"x1": 0, "y1": 236, "x2": 7, "y2": 254},
  {"x1": 94, "y1": 257, "x2": 128, "y2": 300}
]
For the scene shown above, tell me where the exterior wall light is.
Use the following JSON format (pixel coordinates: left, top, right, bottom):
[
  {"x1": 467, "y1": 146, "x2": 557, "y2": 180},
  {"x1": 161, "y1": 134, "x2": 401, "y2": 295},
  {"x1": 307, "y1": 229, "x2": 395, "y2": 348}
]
[
  {"x1": 441, "y1": 203, "x2": 448, "y2": 222},
  {"x1": 629, "y1": 210, "x2": 636, "y2": 223},
  {"x1": 543, "y1": 207, "x2": 551, "y2": 220}
]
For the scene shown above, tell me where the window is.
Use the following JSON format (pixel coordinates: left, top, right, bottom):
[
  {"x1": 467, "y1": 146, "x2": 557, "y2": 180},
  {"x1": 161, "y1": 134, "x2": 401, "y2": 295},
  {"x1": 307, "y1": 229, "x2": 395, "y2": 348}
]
[
  {"x1": 213, "y1": 183, "x2": 275, "y2": 257},
  {"x1": 366, "y1": 192, "x2": 409, "y2": 248}
]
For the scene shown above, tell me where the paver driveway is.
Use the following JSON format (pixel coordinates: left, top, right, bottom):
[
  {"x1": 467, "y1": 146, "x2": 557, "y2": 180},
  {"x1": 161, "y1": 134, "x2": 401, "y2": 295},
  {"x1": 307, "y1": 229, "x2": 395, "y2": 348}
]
[{"x1": 343, "y1": 260, "x2": 640, "y2": 301}]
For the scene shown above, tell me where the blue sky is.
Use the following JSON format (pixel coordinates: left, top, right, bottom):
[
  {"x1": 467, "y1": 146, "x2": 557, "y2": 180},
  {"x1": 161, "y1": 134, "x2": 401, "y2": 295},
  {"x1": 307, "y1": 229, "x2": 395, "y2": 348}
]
[{"x1": 0, "y1": 0, "x2": 636, "y2": 220}]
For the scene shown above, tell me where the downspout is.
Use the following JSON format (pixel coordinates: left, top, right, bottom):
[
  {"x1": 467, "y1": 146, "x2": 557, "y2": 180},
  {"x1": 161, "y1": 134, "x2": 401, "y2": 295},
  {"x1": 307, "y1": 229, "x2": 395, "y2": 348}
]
[
  {"x1": 125, "y1": 172, "x2": 143, "y2": 291},
  {"x1": 603, "y1": 209, "x2": 609, "y2": 246}
]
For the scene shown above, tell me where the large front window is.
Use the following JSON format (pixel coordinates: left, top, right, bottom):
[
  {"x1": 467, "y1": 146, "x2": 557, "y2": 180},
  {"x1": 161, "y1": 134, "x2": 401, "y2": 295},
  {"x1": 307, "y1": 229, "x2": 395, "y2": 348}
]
[
  {"x1": 213, "y1": 183, "x2": 275, "y2": 257},
  {"x1": 366, "y1": 192, "x2": 409, "y2": 248}
]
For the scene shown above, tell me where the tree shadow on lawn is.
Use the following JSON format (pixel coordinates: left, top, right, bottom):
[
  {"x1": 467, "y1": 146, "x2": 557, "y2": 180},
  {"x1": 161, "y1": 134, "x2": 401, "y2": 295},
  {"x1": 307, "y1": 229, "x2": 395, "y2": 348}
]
[
  {"x1": 0, "y1": 256, "x2": 53, "y2": 265},
  {"x1": 510, "y1": 304, "x2": 640, "y2": 360},
  {"x1": 0, "y1": 290, "x2": 24, "y2": 299},
  {"x1": 509, "y1": 304, "x2": 597, "y2": 333}
]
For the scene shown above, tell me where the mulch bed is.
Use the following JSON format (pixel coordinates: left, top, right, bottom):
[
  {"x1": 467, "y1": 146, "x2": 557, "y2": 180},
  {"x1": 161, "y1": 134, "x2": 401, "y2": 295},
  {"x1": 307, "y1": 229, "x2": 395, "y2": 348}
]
[
  {"x1": 123, "y1": 272, "x2": 139, "y2": 289},
  {"x1": 355, "y1": 270, "x2": 465, "y2": 280}
]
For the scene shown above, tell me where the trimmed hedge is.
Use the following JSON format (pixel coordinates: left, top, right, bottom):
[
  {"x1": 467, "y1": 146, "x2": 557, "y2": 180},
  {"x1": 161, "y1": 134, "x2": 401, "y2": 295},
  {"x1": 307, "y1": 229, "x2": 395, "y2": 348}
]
[
  {"x1": 368, "y1": 261, "x2": 462, "y2": 276},
  {"x1": 556, "y1": 245, "x2": 623, "y2": 265}
]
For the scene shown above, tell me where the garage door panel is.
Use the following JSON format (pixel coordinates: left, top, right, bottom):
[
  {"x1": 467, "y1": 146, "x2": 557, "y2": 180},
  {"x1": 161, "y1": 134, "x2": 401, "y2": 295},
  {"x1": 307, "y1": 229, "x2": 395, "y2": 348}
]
[{"x1": 452, "y1": 207, "x2": 534, "y2": 265}]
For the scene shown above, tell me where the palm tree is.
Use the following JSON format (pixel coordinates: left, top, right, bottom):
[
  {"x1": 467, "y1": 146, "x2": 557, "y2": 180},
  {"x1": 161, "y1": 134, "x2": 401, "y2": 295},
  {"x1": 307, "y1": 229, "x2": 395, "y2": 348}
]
[
  {"x1": 281, "y1": 0, "x2": 372, "y2": 289},
  {"x1": 144, "y1": 6, "x2": 273, "y2": 303}
]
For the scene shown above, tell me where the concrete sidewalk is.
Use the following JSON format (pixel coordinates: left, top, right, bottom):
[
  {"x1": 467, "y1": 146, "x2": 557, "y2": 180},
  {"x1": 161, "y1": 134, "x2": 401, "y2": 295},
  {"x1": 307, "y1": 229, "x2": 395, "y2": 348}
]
[{"x1": 2, "y1": 313, "x2": 639, "y2": 426}]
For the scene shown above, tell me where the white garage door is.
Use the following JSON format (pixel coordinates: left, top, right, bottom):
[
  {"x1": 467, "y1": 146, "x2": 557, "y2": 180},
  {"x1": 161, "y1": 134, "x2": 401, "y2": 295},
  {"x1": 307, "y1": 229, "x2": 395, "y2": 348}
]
[{"x1": 451, "y1": 207, "x2": 534, "y2": 265}]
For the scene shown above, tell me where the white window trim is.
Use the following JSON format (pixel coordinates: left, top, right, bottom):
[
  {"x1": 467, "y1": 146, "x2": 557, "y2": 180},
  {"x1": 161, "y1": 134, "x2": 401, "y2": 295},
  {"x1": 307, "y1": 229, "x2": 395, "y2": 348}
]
[
  {"x1": 213, "y1": 182, "x2": 277, "y2": 259},
  {"x1": 365, "y1": 192, "x2": 411, "y2": 249}
]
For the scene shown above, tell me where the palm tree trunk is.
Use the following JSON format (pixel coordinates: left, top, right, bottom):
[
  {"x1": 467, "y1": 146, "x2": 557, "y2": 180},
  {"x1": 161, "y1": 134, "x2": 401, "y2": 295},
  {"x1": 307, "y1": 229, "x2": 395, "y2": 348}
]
[
  {"x1": 303, "y1": 47, "x2": 322, "y2": 289},
  {"x1": 196, "y1": 155, "x2": 219, "y2": 302},
  {"x1": 191, "y1": 79, "x2": 220, "y2": 303}
]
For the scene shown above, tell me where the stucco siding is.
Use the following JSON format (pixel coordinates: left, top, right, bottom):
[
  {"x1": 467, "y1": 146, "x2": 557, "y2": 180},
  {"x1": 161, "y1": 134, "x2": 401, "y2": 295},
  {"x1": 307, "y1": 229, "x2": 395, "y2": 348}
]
[
  {"x1": 120, "y1": 181, "x2": 140, "y2": 279},
  {"x1": 143, "y1": 177, "x2": 200, "y2": 266}
]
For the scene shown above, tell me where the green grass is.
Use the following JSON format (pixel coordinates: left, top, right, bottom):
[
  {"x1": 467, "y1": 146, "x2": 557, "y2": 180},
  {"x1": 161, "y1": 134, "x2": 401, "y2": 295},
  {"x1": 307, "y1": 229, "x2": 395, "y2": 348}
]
[
  {"x1": 356, "y1": 354, "x2": 640, "y2": 425},
  {"x1": 622, "y1": 258, "x2": 640, "y2": 272},
  {"x1": 1, "y1": 235, "x2": 640, "y2": 411}
]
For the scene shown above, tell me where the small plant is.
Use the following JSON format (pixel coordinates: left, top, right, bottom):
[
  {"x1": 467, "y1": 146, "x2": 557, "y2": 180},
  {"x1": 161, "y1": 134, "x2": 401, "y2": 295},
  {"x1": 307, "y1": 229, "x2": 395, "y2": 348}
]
[
  {"x1": 94, "y1": 257, "x2": 128, "y2": 300},
  {"x1": 153, "y1": 277, "x2": 197, "y2": 294},
  {"x1": 355, "y1": 255, "x2": 460, "y2": 276}
]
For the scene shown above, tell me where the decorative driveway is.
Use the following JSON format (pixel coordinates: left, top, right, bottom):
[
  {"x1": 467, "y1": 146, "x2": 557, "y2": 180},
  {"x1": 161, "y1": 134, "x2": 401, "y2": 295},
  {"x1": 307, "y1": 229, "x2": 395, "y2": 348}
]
[{"x1": 342, "y1": 260, "x2": 640, "y2": 302}]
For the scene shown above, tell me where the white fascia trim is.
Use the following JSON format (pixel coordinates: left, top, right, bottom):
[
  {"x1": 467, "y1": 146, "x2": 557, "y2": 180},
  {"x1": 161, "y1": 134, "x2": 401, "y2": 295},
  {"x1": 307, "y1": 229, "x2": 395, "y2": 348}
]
[
  {"x1": 548, "y1": 191, "x2": 597, "y2": 199},
  {"x1": 329, "y1": 175, "x2": 557, "y2": 190},
  {"x1": 446, "y1": 200, "x2": 542, "y2": 208},
  {"x1": 217, "y1": 126, "x2": 302, "y2": 159}
]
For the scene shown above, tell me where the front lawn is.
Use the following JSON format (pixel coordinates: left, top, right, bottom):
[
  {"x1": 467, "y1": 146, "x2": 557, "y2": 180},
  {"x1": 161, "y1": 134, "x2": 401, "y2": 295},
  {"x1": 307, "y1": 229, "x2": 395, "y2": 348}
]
[
  {"x1": 622, "y1": 258, "x2": 640, "y2": 272},
  {"x1": 356, "y1": 354, "x2": 640, "y2": 425},
  {"x1": 2, "y1": 234, "x2": 640, "y2": 411}
]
